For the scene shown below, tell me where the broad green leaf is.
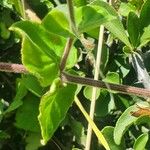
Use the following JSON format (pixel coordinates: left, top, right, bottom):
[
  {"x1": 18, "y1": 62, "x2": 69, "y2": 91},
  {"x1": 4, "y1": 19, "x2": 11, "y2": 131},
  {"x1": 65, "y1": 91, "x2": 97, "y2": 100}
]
[
  {"x1": 83, "y1": 86, "x2": 100, "y2": 101},
  {"x1": 114, "y1": 105, "x2": 138, "y2": 145},
  {"x1": 118, "y1": 2, "x2": 136, "y2": 17},
  {"x1": 73, "y1": 0, "x2": 87, "y2": 7},
  {"x1": 75, "y1": 97, "x2": 110, "y2": 150},
  {"x1": 140, "y1": 0, "x2": 150, "y2": 32},
  {"x1": 127, "y1": 12, "x2": 140, "y2": 47},
  {"x1": 10, "y1": 21, "x2": 63, "y2": 86},
  {"x1": 22, "y1": 37, "x2": 59, "y2": 86},
  {"x1": 76, "y1": 2, "x2": 116, "y2": 33},
  {"x1": 102, "y1": 126, "x2": 125, "y2": 150},
  {"x1": 103, "y1": 72, "x2": 120, "y2": 84},
  {"x1": 25, "y1": 132, "x2": 42, "y2": 150},
  {"x1": 42, "y1": 8, "x2": 73, "y2": 38},
  {"x1": 91, "y1": 0, "x2": 132, "y2": 49},
  {"x1": 131, "y1": 52, "x2": 150, "y2": 89},
  {"x1": 15, "y1": 94, "x2": 40, "y2": 132},
  {"x1": 139, "y1": 25, "x2": 150, "y2": 48},
  {"x1": 133, "y1": 133, "x2": 148, "y2": 150},
  {"x1": 5, "y1": 79, "x2": 27, "y2": 114},
  {"x1": 21, "y1": 74, "x2": 44, "y2": 97},
  {"x1": 10, "y1": 21, "x2": 60, "y2": 61},
  {"x1": 38, "y1": 78, "x2": 77, "y2": 144}
]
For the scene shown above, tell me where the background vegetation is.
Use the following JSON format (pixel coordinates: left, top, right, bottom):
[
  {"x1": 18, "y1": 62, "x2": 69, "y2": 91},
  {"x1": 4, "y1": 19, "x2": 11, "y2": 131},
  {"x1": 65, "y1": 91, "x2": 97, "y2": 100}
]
[{"x1": 0, "y1": 0, "x2": 150, "y2": 150}]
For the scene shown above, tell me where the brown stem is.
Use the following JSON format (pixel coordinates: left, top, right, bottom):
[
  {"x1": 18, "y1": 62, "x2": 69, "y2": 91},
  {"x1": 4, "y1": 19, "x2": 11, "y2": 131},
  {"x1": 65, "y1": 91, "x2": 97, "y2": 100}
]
[
  {"x1": 59, "y1": 38, "x2": 74, "y2": 71},
  {"x1": 0, "y1": 62, "x2": 150, "y2": 98},
  {"x1": 61, "y1": 71, "x2": 150, "y2": 98},
  {"x1": 0, "y1": 62, "x2": 28, "y2": 73}
]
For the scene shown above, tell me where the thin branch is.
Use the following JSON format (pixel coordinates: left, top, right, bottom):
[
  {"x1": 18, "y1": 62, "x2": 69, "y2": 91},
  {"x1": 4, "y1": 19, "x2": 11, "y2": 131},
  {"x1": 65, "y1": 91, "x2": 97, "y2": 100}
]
[
  {"x1": 59, "y1": 38, "x2": 74, "y2": 71},
  {"x1": 1, "y1": 63, "x2": 150, "y2": 98},
  {"x1": 59, "y1": 0, "x2": 77, "y2": 72},
  {"x1": 0, "y1": 63, "x2": 27, "y2": 74},
  {"x1": 66, "y1": 0, "x2": 77, "y2": 34},
  {"x1": 85, "y1": 25, "x2": 105, "y2": 150},
  {"x1": 61, "y1": 72, "x2": 150, "y2": 98}
]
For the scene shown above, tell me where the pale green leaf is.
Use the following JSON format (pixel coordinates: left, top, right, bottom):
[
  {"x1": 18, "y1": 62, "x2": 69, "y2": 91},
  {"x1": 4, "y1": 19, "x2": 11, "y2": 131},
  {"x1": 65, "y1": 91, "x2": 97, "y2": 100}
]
[
  {"x1": 76, "y1": 2, "x2": 116, "y2": 33},
  {"x1": 91, "y1": 0, "x2": 132, "y2": 49},
  {"x1": 133, "y1": 133, "x2": 148, "y2": 150},
  {"x1": 103, "y1": 72, "x2": 120, "y2": 84},
  {"x1": 38, "y1": 78, "x2": 77, "y2": 144},
  {"x1": 42, "y1": 8, "x2": 73, "y2": 38},
  {"x1": 102, "y1": 126, "x2": 125, "y2": 150},
  {"x1": 114, "y1": 105, "x2": 138, "y2": 145},
  {"x1": 22, "y1": 37, "x2": 59, "y2": 86},
  {"x1": 83, "y1": 86, "x2": 100, "y2": 101},
  {"x1": 118, "y1": 2, "x2": 136, "y2": 17}
]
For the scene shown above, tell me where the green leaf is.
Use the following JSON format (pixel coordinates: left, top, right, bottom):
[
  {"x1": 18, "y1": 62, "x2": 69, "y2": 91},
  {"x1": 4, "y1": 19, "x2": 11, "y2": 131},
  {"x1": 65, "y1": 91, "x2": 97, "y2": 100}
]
[
  {"x1": 140, "y1": 0, "x2": 150, "y2": 32},
  {"x1": 103, "y1": 72, "x2": 120, "y2": 84},
  {"x1": 10, "y1": 21, "x2": 59, "y2": 61},
  {"x1": 133, "y1": 133, "x2": 148, "y2": 150},
  {"x1": 73, "y1": 0, "x2": 87, "y2": 7},
  {"x1": 15, "y1": 94, "x2": 40, "y2": 132},
  {"x1": 83, "y1": 86, "x2": 100, "y2": 101},
  {"x1": 22, "y1": 37, "x2": 59, "y2": 86},
  {"x1": 118, "y1": 2, "x2": 136, "y2": 17},
  {"x1": 139, "y1": 25, "x2": 150, "y2": 47},
  {"x1": 10, "y1": 0, "x2": 24, "y2": 17},
  {"x1": 21, "y1": 74, "x2": 44, "y2": 97},
  {"x1": 25, "y1": 132, "x2": 42, "y2": 150},
  {"x1": 42, "y1": 8, "x2": 73, "y2": 38},
  {"x1": 10, "y1": 21, "x2": 62, "y2": 86},
  {"x1": 91, "y1": 0, "x2": 132, "y2": 49},
  {"x1": 38, "y1": 78, "x2": 77, "y2": 144},
  {"x1": 114, "y1": 105, "x2": 138, "y2": 145},
  {"x1": 76, "y1": 1, "x2": 116, "y2": 33},
  {"x1": 5, "y1": 79, "x2": 27, "y2": 114},
  {"x1": 102, "y1": 126, "x2": 125, "y2": 150},
  {"x1": 127, "y1": 12, "x2": 140, "y2": 47}
]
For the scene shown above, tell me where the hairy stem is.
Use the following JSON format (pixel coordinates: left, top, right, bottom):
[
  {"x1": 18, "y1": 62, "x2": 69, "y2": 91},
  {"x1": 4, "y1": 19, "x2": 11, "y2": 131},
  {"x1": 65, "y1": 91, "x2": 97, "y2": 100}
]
[
  {"x1": 59, "y1": 38, "x2": 74, "y2": 71},
  {"x1": 66, "y1": 0, "x2": 77, "y2": 34},
  {"x1": 1, "y1": 63, "x2": 150, "y2": 98}
]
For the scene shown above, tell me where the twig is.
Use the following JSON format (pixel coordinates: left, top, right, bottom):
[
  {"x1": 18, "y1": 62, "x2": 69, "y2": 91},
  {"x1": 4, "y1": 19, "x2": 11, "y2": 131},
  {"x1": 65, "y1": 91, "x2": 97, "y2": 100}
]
[
  {"x1": 85, "y1": 25, "x2": 105, "y2": 150},
  {"x1": 59, "y1": 0, "x2": 76, "y2": 72},
  {"x1": 1, "y1": 63, "x2": 150, "y2": 98},
  {"x1": 0, "y1": 62, "x2": 27, "y2": 73},
  {"x1": 66, "y1": 0, "x2": 77, "y2": 34},
  {"x1": 61, "y1": 72, "x2": 150, "y2": 98},
  {"x1": 59, "y1": 38, "x2": 74, "y2": 71}
]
